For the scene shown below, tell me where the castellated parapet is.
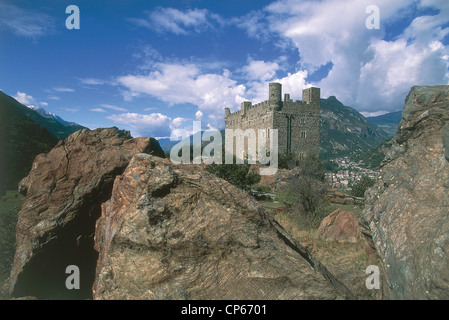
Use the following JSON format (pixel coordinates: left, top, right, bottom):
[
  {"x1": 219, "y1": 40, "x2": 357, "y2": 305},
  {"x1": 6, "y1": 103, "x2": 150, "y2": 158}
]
[{"x1": 225, "y1": 82, "x2": 320, "y2": 159}]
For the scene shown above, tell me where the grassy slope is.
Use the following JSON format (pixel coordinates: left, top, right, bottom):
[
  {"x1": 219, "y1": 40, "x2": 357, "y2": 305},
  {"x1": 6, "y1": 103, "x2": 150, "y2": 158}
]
[
  {"x1": 0, "y1": 91, "x2": 85, "y2": 141},
  {"x1": 260, "y1": 195, "x2": 381, "y2": 300},
  {"x1": 0, "y1": 191, "x2": 25, "y2": 297},
  {"x1": 0, "y1": 91, "x2": 59, "y2": 192}
]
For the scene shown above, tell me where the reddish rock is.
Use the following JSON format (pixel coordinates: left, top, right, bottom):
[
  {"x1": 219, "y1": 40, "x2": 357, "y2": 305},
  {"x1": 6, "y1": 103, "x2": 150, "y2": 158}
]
[
  {"x1": 8, "y1": 127, "x2": 164, "y2": 299},
  {"x1": 315, "y1": 209, "x2": 361, "y2": 243},
  {"x1": 93, "y1": 154, "x2": 353, "y2": 300}
]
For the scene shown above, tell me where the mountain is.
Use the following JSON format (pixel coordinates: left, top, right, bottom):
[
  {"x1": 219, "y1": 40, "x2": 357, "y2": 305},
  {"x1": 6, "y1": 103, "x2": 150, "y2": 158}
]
[
  {"x1": 27, "y1": 105, "x2": 81, "y2": 127},
  {"x1": 367, "y1": 111, "x2": 402, "y2": 137},
  {"x1": 0, "y1": 93, "x2": 86, "y2": 141},
  {"x1": 0, "y1": 91, "x2": 58, "y2": 196},
  {"x1": 319, "y1": 96, "x2": 390, "y2": 160}
]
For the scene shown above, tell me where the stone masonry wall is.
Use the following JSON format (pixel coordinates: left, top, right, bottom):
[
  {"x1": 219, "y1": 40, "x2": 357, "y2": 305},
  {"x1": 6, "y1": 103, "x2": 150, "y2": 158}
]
[{"x1": 225, "y1": 83, "x2": 320, "y2": 160}]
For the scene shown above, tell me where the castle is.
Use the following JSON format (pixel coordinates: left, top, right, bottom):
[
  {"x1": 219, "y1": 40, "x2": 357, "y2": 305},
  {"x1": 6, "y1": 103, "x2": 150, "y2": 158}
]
[{"x1": 224, "y1": 82, "x2": 321, "y2": 160}]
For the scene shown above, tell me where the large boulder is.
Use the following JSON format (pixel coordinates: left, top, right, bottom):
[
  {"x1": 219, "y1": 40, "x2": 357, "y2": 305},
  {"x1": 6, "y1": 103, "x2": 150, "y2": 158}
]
[
  {"x1": 93, "y1": 154, "x2": 352, "y2": 300},
  {"x1": 315, "y1": 209, "x2": 361, "y2": 243},
  {"x1": 8, "y1": 127, "x2": 164, "y2": 299},
  {"x1": 360, "y1": 85, "x2": 449, "y2": 299}
]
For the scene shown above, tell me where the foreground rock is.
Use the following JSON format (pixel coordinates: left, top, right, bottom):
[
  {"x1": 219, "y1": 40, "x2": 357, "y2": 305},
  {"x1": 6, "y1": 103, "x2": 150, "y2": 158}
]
[
  {"x1": 315, "y1": 209, "x2": 361, "y2": 243},
  {"x1": 8, "y1": 127, "x2": 164, "y2": 299},
  {"x1": 361, "y1": 85, "x2": 449, "y2": 299},
  {"x1": 93, "y1": 154, "x2": 352, "y2": 300}
]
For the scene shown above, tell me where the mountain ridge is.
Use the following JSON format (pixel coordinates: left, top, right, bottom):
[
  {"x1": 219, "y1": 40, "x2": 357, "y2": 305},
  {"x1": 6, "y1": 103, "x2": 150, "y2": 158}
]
[
  {"x1": 27, "y1": 105, "x2": 82, "y2": 127},
  {"x1": 0, "y1": 91, "x2": 86, "y2": 140},
  {"x1": 366, "y1": 111, "x2": 402, "y2": 137}
]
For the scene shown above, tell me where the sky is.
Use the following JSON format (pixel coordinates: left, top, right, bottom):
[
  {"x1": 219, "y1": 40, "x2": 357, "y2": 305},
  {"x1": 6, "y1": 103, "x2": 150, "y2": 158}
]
[{"x1": 1, "y1": 0, "x2": 448, "y2": 138}]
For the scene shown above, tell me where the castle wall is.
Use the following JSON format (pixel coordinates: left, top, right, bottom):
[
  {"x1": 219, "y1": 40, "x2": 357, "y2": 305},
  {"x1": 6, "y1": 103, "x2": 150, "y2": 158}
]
[{"x1": 225, "y1": 83, "x2": 320, "y2": 160}]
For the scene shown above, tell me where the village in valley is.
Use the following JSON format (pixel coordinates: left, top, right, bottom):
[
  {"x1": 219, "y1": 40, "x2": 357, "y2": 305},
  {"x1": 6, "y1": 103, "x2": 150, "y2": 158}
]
[{"x1": 325, "y1": 157, "x2": 380, "y2": 190}]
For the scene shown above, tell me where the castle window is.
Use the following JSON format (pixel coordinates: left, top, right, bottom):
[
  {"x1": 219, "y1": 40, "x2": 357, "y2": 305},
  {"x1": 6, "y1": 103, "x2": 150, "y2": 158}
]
[
  {"x1": 301, "y1": 131, "x2": 306, "y2": 138},
  {"x1": 301, "y1": 118, "x2": 305, "y2": 124},
  {"x1": 299, "y1": 153, "x2": 305, "y2": 160}
]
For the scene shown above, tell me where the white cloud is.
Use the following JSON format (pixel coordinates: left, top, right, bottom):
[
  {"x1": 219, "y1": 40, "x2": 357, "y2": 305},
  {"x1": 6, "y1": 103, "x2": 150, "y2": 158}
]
[
  {"x1": 114, "y1": 0, "x2": 449, "y2": 134},
  {"x1": 195, "y1": 110, "x2": 203, "y2": 120},
  {"x1": 117, "y1": 63, "x2": 246, "y2": 125},
  {"x1": 116, "y1": 57, "x2": 313, "y2": 130},
  {"x1": 101, "y1": 104, "x2": 128, "y2": 112},
  {"x1": 90, "y1": 108, "x2": 107, "y2": 113},
  {"x1": 262, "y1": 0, "x2": 449, "y2": 112},
  {"x1": 14, "y1": 91, "x2": 35, "y2": 105},
  {"x1": 106, "y1": 112, "x2": 189, "y2": 137},
  {"x1": 79, "y1": 78, "x2": 106, "y2": 86},
  {"x1": 230, "y1": 10, "x2": 270, "y2": 41},
  {"x1": 53, "y1": 87, "x2": 75, "y2": 93},
  {"x1": 356, "y1": 37, "x2": 448, "y2": 111},
  {"x1": 14, "y1": 91, "x2": 48, "y2": 111},
  {"x1": 129, "y1": 8, "x2": 222, "y2": 35},
  {"x1": 0, "y1": 3, "x2": 55, "y2": 38},
  {"x1": 243, "y1": 59, "x2": 279, "y2": 81},
  {"x1": 172, "y1": 117, "x2": 187, "y2": 127}
]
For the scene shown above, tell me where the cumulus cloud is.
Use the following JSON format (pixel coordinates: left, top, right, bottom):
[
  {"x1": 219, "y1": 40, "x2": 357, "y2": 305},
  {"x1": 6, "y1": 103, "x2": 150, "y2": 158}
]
[
  {"x1": 14, "y1": 91, "x2": 35, "y2": 105},
  {"x1": 262, "y1": 0, "x2": 449, "y2": 111},
  {"x1": 115, "y1": 0, "x2": 449, "y2": 135},
  {"x1": 13, "y1": 91, "x2": 48, "y2": 108},
  {"x1": 106, "y1": 112, "x2": 189, "y2": 138},
  {"x1": 116, "y1": 55, "x2": 313, "y2": 130},
  {"x1": 243, "y1": 59, "x2": 279, "y2": 81},
  {"x1": 117, "y1": 63, "x2": 246, "y2": 122}
]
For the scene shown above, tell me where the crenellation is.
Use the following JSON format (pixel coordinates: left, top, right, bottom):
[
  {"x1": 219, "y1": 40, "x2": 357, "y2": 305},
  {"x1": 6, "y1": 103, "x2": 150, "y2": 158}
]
[{"x1": 225, "y1": 82, "x2": 320, "y2": 160}]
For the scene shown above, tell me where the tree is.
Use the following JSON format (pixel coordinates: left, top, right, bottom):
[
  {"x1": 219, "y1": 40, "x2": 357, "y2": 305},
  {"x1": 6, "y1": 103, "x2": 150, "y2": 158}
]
[
  {"x1": 350, "y1": 176, "x2": 375, "y2": 197},
  {"x1": 278, "y1": 152, "x2": 297, "y2": 169},
  {"x1": 278, "y1": 155, "x2": 327, "y2": 214},
  {"x1": 206, "y1": 154, "x2": 261, "y2": 191}
]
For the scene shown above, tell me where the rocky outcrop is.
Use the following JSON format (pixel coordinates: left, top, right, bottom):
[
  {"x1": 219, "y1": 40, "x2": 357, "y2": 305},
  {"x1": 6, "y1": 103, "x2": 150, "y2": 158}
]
[
  {"x1": 93, "y1": 154, "x2": 352, "y2": 300},
  {"x1": 361, "y1": 85, "x2": 449, "y2": 299},
  {"x1": 315, "y1": 209, "x2": 361, "y2": 243},
  {"x1": 8, "y1": 127, "x2": 164, "y2": 299}
]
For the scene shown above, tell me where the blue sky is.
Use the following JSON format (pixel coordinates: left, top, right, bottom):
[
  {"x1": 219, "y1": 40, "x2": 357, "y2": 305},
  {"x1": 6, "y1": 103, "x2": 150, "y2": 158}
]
[{"x1": 1, "y1": 0, "x2": 448, "y2": 138}]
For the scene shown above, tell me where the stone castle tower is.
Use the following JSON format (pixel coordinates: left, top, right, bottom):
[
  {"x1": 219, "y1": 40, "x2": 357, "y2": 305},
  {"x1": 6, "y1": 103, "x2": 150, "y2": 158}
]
[{"x1": 224, "y1": 82, "x2": 320, "y2": 159}]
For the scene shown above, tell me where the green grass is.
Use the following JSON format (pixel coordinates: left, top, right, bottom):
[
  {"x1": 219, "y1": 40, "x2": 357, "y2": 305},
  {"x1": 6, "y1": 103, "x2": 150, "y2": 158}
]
[{"x1": 0, "y1": 190, "x2": 24, "y2": 293}]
